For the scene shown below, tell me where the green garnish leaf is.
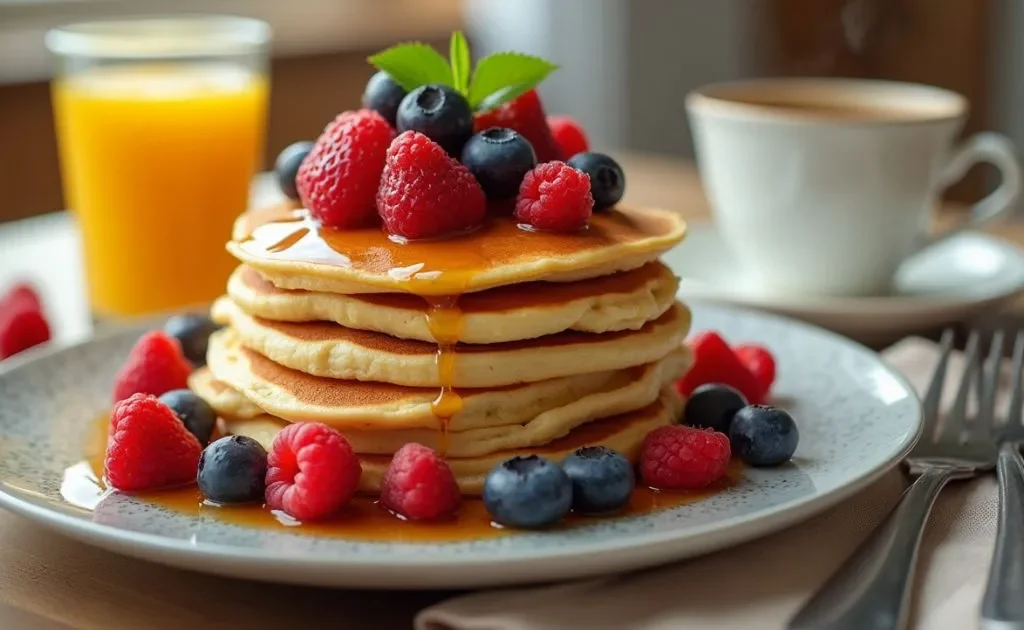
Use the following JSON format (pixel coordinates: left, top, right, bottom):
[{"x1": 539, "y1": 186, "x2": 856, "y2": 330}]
[
  {"x1": 449, "y1": 31, "x2": 471, "y2": 95},
  {"x1": 368, "y1": 42, "x2": 453, "y2": 92},
  {"x1": 469, "y1": 52, "x2": 558, "y2": 111}
]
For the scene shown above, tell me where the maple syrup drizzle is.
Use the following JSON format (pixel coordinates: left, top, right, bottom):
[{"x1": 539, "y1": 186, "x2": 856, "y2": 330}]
[
  {"x1": 69, "y1": 413, "x2": 742, "y2": 542},
  {"x1": 424, "y1": 295, "x2": 465, "y2": 455}
]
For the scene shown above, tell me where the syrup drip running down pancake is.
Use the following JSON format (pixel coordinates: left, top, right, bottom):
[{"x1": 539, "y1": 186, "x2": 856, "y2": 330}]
[
  {"x1": 228, "y1": 203, "x2": 687, "y2": 295},
  {"x1": 212, "y1": 297, "x2": 692, "y2": 387},
  {"x1": 197, "y1": 329, "x2": 691, "y2": 435},
  {"x1": 227, "y1": 262, "x2": 680, "y2": 343}
]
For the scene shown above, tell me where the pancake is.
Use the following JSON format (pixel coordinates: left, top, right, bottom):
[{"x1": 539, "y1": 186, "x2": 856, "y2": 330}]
[
  {"x1": 221, "y1": 387, "x2": 683, "y2": 495},
  {"x1": 192, "y1": 343, "x2": 688, "y2": 452},
  {"x1": 212, "y1": 297, "x2": 692, "y2": 387},
  {"x1": 227, "y1": 262, "x2": 679, "y2": 343},
  {"x1": 228, "y1": 203, "x2": 687, "y2": 295}
]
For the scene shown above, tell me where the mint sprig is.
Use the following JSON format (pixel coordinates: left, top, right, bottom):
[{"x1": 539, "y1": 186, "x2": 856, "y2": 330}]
[
  {"x1": 368, "y1": 31, "x2": 558, "y2": 113},
  {"x1": 367, "y1": 42, "x2": 453, "y2": 91}
]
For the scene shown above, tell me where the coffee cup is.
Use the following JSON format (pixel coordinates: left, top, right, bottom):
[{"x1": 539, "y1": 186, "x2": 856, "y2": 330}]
[{"x1": 685, "y1": 78, "x2": 1022, "y2": 297}]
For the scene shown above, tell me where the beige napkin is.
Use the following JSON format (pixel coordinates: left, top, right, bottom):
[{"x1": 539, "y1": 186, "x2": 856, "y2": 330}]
[{"x1": 416, "y1": 337, "x2": 1003, "y2": 630}]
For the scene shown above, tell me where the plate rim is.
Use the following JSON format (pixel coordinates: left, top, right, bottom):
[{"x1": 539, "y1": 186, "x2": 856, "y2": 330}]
[{"x1": 0, "y1": 302, "x2": 924, "y2": 584}]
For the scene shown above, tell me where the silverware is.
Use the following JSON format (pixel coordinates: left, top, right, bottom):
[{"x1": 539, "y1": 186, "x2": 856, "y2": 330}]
[
  {"x1": 789, "y1": 329, "x2": 998, "y2": 630},
  {"x1": 981, "y1": 330, "x2": 1024, "y2": 629}
]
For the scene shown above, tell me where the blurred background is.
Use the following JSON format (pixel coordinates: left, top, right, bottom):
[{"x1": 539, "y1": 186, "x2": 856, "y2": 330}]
[{"x1": 0, "y1": 0, "x2": 1014, "y2": 223}]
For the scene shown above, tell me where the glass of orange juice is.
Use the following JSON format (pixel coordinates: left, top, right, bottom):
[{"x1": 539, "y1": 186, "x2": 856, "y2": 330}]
[{"x1": 46, "y1": 15, "x2": 271, "y2": 319}]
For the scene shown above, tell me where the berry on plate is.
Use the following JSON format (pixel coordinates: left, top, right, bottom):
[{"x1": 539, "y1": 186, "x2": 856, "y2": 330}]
[
  {"x1": 676, "y1": 331, "x2": 763, "y2": 405},
  {"x1": 483, "y1": 455, "x2": 572, "y2": 528},
  {"x1": 362, "y1": 71, "x2": 407, "y2": 126},
  {"x1": 380, "y1": 443, "x2": 461, "y2": 520},
  {"x1": 683, "y1": 383, "x2": 747, "y2": 434},
  {"x1": 297, "y1": 109, "x2": 396, "y2": 229},
  {"x1": 112, "y1": 331, "x2": 193, "y2": 403},
  {"x1": 274, "y1": 141, "x2": 314, "y2": 201},
  {"x1": 265, "y1": 422, "x2": 361, "y2": 521},
  {"x1": 514, "y1": 161, "x2": 594, "y2": 232},
  {"x1": 640, "y1": 425, "x2": 731, "y2": 490},
  {"x1": 163, "y1": 313, "x2": 221, "y2": 367},
  {"x1": 729, "y1": 405, "x2": 799, "y2": 467},
  {"x1": 735, "y1": 344, "x2": 776, "y2": 403},
  {"x1": 2, "y1": 282, "x2": 42, "y2": 313},
  {"x1": 560, "y1": 446, "x2": 634, "y2": 514},
  {"x1": 158, "y1": 389, "x2": 217, "y2": 446},
  {"x1": 474, "y1": 90, "x2": 562, "y2": 163},
  {"x1": 396, "y1": 84, "x2": 473, "y2": 157},
  {"x1": 377, "y1": 130, "x2": 486, "y2": 240},
  {"x1": 198, "y1": 435, "x2": 268, "y2": 504},
  {"x1": 461, "y1": 128, "x2": 537, "y2": 199},
  {"x1": 104, "y1": 393, "x2": 202, "y2": 491},
  {"x1": 547, "y1": 115, "x2": 589, "y2": 160},
  {"x1": 567, "y1": 152, "x2": 626, "y2": 211},
  {"x1": 0, "y1": 288, "x2": 50, "y2": 359}
]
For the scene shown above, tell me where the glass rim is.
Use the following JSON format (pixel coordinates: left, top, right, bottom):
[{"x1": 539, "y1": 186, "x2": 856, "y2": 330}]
[{"x1": 44, "y1": 14, "x2": 271, "y2": 59}]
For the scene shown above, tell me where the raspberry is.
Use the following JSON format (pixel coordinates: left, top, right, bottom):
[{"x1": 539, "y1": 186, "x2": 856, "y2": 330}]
[
  {"x1": 104, "y1": 393, "x2": 202, "y2": 491},
  {"x1": 474, "y1": 90, "x2": 562, "y2": 163},
  {"x1": 112, "y1": 331, "x2": 193, "y2": 403},
  {"x1": 380, "y1": 443, "x2": 461, "y2": 520},
  {"x1": 640, "y1": 425, "x2": 731, "y2": 490},
  {"x1": 2, "y1": 282, "x2": 42, "y2": 313},
  {"x1": 296, "y1": 109, "x2": 395, "y2": 229},
  {"x1": 735, "y1": 344, "x2": 776, "y2": 403},
  {"x1": 377, "y1": 131, "x2": 486, "y2": 240},
  {"x1": 265, "y1": 422, "x2": 361, "y2": 521},
  {"x1": 547, "y1": 115, "x2": 590, "y2": 160},
  {"x1": 514, "y1": 162, "x2": 594, "y2": 232},
  {"x1": 676, "y1": 331, "x2": 763, "y2": 405},
  {"x1": 0, "y1": 306, "x2": 50, "y2": 360}
]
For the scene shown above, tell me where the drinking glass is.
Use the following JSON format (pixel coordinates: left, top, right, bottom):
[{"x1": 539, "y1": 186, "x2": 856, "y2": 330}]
[{"x1": 46, "y1": 15, "x2": 271, "y2": 319}]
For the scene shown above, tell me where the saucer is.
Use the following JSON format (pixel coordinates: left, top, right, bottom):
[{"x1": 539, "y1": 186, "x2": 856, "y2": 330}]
[{"x1": 663, "y1": 222, "x2": 1024, "y2": 344}]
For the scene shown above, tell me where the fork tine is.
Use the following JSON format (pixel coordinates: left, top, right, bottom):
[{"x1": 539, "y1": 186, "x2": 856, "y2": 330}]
[
  {"x1": 1008, "y1": 331, "x2": 1024, "y2": 428},
  {"x1": 922, "y1": 328, "x2": 956, "y2": 440},
  {"x1": 944, "y1": 330, "x2": 981, "y2": 443},
  {"x1": 972, "y1": 330, "x2": 1005, "y2": 442}
]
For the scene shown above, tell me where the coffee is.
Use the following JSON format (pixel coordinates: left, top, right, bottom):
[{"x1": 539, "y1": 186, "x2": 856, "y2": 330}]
[{"x1": 719, "y1": 96, "x2": 926, "y2": 121}]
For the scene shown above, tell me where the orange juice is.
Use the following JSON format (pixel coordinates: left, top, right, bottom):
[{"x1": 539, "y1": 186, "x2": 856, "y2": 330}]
[{"x1": 52, "y1": 63, "x2": 268, "y2": 318}]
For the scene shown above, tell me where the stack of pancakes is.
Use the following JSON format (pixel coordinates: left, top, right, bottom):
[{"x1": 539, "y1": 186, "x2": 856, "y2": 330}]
[{"x1": 190, "y1": 202, "x2": 691, "y2": 494}]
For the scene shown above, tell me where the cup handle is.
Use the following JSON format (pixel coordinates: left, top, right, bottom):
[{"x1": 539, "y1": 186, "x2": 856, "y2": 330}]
[{"x1": 925, "y1": 132, "x2": 1022, "y2": 247}]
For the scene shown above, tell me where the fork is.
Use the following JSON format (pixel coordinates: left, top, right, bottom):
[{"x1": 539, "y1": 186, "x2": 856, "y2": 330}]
[
  {"x1": 980, "y1": 330, "x2": 1024, "y2": 629},
  {"x1": 789, "y1": 329, "x2": 999, "y2": 630}
]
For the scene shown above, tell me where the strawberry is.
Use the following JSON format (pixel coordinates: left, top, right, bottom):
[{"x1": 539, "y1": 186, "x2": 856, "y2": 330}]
[
  {"x1": 676, "y1": 331, "x2": 763, "y2": 404},
  {"x1": 474, "y1": 90, "x2": 562, "y2": 163}
]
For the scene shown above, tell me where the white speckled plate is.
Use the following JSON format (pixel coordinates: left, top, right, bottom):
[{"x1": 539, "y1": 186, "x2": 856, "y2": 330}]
[{"x1": 0, "y1": 304, "x2": 921, "y2": 589}]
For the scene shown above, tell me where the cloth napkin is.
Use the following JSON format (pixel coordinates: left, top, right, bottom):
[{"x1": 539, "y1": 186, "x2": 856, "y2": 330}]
[{"x1": 416, "y1": 337, "x2": 1003, "y2": 630}]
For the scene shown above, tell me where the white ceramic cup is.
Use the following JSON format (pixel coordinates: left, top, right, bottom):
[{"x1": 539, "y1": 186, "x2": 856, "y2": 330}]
[{"x1": 686, "y1": 78, "x2": 1022, "y2": 297}]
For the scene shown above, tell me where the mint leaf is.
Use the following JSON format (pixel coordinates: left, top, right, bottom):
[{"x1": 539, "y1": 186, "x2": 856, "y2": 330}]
[
  {"x1": 469, "y1": 52, "x2": 558, "y2": 111},
  {"x1": 368, "y1": 42, "x2": 453, "y2": 92},
  {"x1": 449, "y1": 31, "x2": 471, "y2": 95}
]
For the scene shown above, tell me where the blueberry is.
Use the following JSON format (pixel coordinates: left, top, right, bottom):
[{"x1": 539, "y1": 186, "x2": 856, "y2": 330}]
[
  {"x1": 560, "y1": 446, "x2": 634, "y2": 514},
  {"x1": 461, "y1": 128, "x2": 537, "y2": 199},
  {"x1": 197, "y1": 435, "x2": 268, "y2": 504},
  {"x1": 482, "y1": 455, "x2": 572, "y2": 528},
  {"x1": 163, "y1": 313, "x2": 221, "y2": 366},
  {"x1": 684, "y1": 383, "x2": 748, "y2": 434},
  {"x1": 729, "y1": 405, "x2": 799, "y2": 467},
  {"x1": 274, "y1": 141, "x2": 314, "y2": 201},
  {"x1": 159, "y1": 389, "x2": 217, "y2": 446},
  {"x1": 567, "y1": 152, "x2": 626, "y2": 211},
  {"x1": 396, "y1": 85, "x2": 473, "y2": 156},
  {"x1": 361, "y1": 71, "x2": 407, "y2": 126}
]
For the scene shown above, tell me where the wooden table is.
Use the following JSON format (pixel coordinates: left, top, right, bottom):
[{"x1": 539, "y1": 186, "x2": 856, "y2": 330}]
[{"x1": 0, "y1": 153, "x2": 1022, "y2": 629}]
